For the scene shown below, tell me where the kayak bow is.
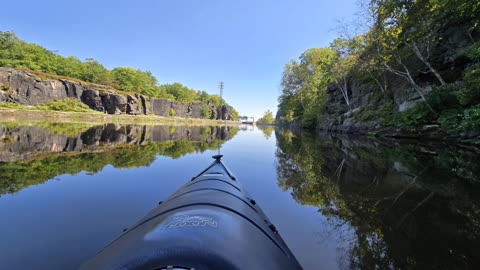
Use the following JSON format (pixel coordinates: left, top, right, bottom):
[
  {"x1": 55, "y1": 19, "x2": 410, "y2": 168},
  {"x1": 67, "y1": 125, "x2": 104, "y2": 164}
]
[{"x1": 81, "y1": 155, "x2": 303, "y2": 270}]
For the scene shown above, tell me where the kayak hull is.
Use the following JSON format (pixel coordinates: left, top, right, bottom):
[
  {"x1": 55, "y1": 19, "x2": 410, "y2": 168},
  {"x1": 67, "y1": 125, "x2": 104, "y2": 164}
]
[{"x1": 81, "y1": 157, "x2": 303, "y2": 270}]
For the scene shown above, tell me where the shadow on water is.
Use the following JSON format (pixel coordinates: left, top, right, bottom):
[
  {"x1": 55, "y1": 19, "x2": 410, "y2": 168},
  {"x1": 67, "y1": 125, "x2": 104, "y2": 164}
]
[
  {"x1": 0, "y1": 123, "x2": 238, "y2": 195},
  {"x1": 275, "y1": 128, "x2": 480, "y2": 270}
]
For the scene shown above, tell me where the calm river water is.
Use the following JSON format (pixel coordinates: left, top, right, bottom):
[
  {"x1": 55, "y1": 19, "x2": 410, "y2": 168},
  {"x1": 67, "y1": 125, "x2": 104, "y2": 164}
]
[{"x1": 0, "y1": 123, "x2": 479, "y2": 270}]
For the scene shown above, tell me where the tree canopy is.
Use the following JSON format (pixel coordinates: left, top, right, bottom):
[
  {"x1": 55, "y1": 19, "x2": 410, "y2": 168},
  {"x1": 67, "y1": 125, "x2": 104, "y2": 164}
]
[{"x1": 278, "y1": 48, "x2": 336, "y2": 128}]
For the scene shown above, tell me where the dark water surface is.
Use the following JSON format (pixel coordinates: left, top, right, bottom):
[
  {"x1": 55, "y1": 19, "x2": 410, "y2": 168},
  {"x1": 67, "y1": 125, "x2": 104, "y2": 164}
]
[{"x1": 0, "y1": 123, "x2": 479, "y2": 270}]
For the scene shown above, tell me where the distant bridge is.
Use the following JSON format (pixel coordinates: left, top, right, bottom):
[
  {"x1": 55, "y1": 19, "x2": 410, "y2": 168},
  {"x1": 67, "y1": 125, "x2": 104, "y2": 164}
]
[{"x1": 240, "y1": 116, "x2": 254, "y2": 124}]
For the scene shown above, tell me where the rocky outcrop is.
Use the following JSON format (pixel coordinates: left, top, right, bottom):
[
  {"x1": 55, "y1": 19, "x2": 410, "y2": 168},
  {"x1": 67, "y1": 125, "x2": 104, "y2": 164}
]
[
  {"x1": 316, "y1": 76, "x2": 442, "y2": 137},
  {"x1": 0, "y1": 69, "x2": 69, "y2": 105},
  {"x1": 314, "y1": 78, "x2": 480, "y2": 141},
  {"x1": 0, "y1": 68, "x2": 234, "y2": 120}
]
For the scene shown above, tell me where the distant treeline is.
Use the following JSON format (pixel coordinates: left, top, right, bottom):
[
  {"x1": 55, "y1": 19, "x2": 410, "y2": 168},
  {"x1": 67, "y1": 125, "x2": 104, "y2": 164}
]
[
  {"x1": 0, "y1": 31, "x2": 225, "y2": 105},
  {"x1": 256, "y1": 110, "x2": 275, "y2": 125}
]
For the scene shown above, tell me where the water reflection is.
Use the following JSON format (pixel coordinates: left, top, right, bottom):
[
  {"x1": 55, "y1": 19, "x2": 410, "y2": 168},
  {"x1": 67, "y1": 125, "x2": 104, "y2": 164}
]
[
  {"x1": 0, "y1": 123, "x2": 238, "y2": 195},
  {"x1": 257, "y1": 125, "x2": 275, "y2": 139},
  {"x1": 275, "y1": 129, "x2": 480, "y2": 270}
]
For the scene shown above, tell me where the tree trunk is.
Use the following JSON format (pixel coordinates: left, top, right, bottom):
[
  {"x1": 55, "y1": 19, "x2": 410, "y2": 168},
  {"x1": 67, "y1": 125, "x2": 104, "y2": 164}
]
[
  {"x1": 335, "y1": 77, "x2": 350, "y2": 108},
  {"x1": 406, "y1": 42, "x2": 446, "y2": 85},
  {"x1": 381, "y1": 54, "x2": 436, "y2": 113},
  {"x1": 367, "y1": 70, "x2": 386, "y2": 94}
]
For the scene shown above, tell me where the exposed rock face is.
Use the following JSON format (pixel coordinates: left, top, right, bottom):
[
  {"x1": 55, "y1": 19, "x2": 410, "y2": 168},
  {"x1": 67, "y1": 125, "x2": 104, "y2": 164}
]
[
  {"x1": 316, "y1": 76, "x2": 431, "y2": 136},
  {"x1": 312, "y1": 78, "x2": 478, "y2": 140},
  {"x1": 100, "y1": 91, "x2": 127, "y2": 114},
  {"x1": 0, "y1": 69, "x2": 69, "y2": 105},
  {"x1": 126, "y1": 95, "x2": 139, "y2": 115},
  {"x1": 80, "y1": 89, "x2": 104, "y2": 112},
  {"x1": 0, "y1": 68, "x2": 234, "y2": 120},
  {"x1": 189, "y1": 102, "x2": 203, "y2": 119},
  {"x1": 139, "y1": 95, "x2": 150, "y2": 115},
  {"x1": 150, "y1": 98, "x2": 171, "y2": 116},
  {"x1": 220, "y1": 104, "x2": 234, "y2": 120}
]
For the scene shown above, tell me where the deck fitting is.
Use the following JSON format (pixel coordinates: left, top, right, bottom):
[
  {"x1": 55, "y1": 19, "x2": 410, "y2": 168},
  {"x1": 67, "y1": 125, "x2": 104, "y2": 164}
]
[
  {"x1": 212, "y1": 154, "x2": 223, "y2": 160},
  {"x1": 269, "y1": 224, "x2": 277, "y2": 233}
]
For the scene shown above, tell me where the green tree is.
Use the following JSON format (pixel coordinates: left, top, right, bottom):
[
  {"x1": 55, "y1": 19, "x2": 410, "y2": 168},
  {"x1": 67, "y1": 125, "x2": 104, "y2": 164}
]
[
  {"x1": 256, "y1": 110, "x2": 275, "y2": 125},
  {"x1": 0, "y1": 31, "x2": 58, "y2": 73},
  {"x1": 231, "y1": 109, "x2": 240, "y2": 120},
  {"x1": 112, "y1": 67, "x2": 158, "y2": 96},
  {"x1": 56, "y1": 56, "x2": 84, "y2": 78},
  {"x1": 81, "y1": 58, "x2": 111, "y2": 85},
  {"x1": 200, "y1": 104, "x2": 212, "y2": 118},
  {"x1": 278, "y1": 48, "x2": 336, "y2": 128},
  {"x1": 161, "y1": 83, "x2": 197, "y2": 103}
]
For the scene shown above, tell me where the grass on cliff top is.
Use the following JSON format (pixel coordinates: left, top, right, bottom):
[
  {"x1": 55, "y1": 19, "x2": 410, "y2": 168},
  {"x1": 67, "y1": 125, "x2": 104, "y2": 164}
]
[
  {"x1": 0, "y1": 98, "x2": 98, "y2": 113},
  {"x1": 18, "y1": 68, "x2": 88, "y2": 85}
]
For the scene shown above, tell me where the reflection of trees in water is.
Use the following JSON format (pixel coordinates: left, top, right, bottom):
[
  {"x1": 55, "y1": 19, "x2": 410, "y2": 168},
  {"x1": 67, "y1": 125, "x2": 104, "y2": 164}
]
[
  {"x1": 0, "y1": 124, "x2": 238, "y2": 195},
  {"x1": 257, "y1": 125, "x2": 275, "y2": 140},
  {"x1": 275, "y1": 128, "x2": 480, "y2": 269}
]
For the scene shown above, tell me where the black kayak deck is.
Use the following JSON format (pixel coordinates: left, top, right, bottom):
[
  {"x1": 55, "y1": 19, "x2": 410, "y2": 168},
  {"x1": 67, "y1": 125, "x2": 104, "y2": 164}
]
[{"x1": 80, "y1": 156, "x2": 303, "y2": 270}]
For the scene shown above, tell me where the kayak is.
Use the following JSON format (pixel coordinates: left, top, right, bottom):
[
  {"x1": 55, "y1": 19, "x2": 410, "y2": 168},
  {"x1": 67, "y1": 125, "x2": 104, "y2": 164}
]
[{"x1": 80, "y1": 155, "x2": 303, "y2": 270}]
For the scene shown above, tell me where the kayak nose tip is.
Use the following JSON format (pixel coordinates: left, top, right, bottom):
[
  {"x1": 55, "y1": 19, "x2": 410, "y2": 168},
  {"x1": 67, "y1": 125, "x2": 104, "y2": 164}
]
[{"x1": 212, "y1": 154, "x2": 223, "y2": 160}]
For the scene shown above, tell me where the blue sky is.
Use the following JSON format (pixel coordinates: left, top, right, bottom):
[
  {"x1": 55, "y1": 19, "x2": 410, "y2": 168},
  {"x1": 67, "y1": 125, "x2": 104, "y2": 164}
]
[{"x1": 2, "y1": 0, "x2": 357, "y2": 119}]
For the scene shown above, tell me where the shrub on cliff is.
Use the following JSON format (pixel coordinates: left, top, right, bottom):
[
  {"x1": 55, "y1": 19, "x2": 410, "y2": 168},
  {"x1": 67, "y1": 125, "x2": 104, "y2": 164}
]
[
  {"x1": 200, "y1": 104, "x2": 211, "y2": 118},
  {"x1": 40, "y1": 98, "x2": 95, "y2": 113},
  {"x1": 0, "y1": 98, "x2": 96, "y2": 113},
  {"x1": 427, "y1": 83, "x2": 462, "y2": 111},
  {"x1": 458, "y1": 68, "x2": 480, "y2": 106},
  {"x1": 231, "y1": 109, "x2": 240, "y2": 121}
]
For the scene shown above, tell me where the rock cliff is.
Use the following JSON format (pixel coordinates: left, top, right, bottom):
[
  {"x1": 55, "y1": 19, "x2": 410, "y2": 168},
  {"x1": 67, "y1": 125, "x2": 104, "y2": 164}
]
[{"x1": 0, "y1": 68, "x2": 234, "y2": 120}]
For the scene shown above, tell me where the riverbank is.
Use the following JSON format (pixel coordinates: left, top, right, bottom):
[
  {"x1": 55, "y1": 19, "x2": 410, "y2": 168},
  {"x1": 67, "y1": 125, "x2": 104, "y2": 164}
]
[
  {"x1": 0, "y1": 108, "x2": 241, "y2": 126},
  {"x1": 316, "y1": 115, "x2": 480, "y2": 145}
]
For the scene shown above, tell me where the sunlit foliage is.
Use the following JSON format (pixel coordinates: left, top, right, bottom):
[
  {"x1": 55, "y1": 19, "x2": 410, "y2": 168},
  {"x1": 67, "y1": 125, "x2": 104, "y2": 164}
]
[{"x1": 256, "y1": 110, "x2": 275, "y2": 125}]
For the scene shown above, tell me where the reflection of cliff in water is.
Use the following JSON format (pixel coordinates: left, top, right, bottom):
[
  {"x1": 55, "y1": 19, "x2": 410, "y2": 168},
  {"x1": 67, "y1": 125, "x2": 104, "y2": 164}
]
[
  {"x1": 275, "y1": 129, "x2": 480, "y2": 270},
  {"x1": 0, "y1": 124, "x2": 237, "y2": 195}
]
